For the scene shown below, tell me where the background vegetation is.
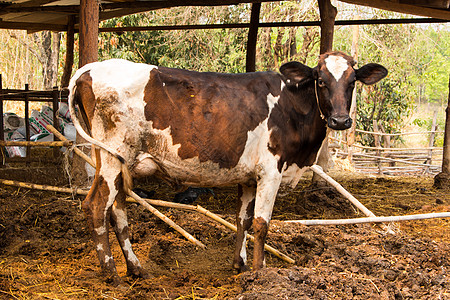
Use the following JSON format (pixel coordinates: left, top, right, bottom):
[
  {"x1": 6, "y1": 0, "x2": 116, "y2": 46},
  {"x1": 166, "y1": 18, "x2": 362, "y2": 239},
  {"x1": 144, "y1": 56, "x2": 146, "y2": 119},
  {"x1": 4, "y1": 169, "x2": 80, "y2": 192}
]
[{"x1": 0, "y1": 1, "x2": 448, "y2": 146}]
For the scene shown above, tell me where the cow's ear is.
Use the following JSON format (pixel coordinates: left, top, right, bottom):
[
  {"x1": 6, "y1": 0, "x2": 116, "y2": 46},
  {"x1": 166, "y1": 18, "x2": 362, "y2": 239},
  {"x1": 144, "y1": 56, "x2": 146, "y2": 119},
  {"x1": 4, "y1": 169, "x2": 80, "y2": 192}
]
[
  {"x1": 355, "y1": 63, "x2": 388, "y2": 85},
  {"x1": 280, "y1": 62, "x2": 313, "y2": 85}
]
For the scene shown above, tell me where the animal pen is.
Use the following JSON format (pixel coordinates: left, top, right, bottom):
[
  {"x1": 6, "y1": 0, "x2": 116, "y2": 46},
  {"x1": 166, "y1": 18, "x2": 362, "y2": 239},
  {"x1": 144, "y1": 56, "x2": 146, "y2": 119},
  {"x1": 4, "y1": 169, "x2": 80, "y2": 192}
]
[{"x1": 0, "y1": 76, "x2": 69, "y2": 165}]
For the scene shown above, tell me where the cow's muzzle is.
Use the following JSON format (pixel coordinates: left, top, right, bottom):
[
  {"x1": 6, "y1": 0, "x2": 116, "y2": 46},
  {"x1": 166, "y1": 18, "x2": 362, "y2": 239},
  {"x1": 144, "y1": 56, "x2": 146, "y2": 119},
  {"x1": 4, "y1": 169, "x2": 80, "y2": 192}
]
[{"x1": 328, "y1": 116, "x2": 352, "y2": 130}]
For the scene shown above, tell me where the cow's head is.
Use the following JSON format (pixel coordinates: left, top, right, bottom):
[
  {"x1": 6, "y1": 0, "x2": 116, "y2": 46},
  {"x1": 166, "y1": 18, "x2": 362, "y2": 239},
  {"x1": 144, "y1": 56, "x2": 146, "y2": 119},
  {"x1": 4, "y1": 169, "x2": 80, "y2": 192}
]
[{"x1": 280, "y1": 51, "x2": 388, "y2": 130}]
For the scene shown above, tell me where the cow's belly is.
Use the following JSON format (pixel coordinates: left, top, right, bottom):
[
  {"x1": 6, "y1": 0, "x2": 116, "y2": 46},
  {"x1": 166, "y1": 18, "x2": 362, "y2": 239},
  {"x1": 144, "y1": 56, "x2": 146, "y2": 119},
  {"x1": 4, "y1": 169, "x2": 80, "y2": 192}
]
[{"x1": 131, "y1": 152, "x2": 254, "y2": 187}]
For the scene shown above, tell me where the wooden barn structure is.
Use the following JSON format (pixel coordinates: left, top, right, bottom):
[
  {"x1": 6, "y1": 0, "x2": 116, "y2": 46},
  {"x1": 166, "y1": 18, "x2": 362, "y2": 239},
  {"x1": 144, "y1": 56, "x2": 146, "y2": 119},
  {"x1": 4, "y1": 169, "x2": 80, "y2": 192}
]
[{"x1": 0, "y1": 0, "x2": 449, "y2": 182}]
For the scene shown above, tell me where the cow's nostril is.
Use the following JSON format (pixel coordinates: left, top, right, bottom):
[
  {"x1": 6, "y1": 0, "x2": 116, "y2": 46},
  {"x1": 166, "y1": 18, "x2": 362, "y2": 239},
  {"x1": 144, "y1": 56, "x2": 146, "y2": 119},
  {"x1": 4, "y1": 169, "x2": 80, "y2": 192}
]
[
  {"x1": 344, "y1": 117, "x2": 352, "y2": 128},
  {"x1": 329, "y1": 117, "x2": 338, "y2": 127}
]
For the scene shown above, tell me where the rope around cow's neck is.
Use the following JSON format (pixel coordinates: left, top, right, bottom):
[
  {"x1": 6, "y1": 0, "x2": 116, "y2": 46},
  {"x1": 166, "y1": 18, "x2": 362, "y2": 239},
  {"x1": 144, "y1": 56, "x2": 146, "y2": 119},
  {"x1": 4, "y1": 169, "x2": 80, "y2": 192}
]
[{"x1": 314, "y1": 80, "x2": 326, "y2": 120}]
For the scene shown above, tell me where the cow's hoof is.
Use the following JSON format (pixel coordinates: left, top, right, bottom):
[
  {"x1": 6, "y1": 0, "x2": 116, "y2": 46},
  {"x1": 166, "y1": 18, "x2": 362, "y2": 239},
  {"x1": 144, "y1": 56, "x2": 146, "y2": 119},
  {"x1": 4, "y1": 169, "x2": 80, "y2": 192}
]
[
  {"x1": 233, "y1": 263, "x2": 250, "y2": 273},
  {"x1": 127, "y1": 266, "x2": 150, "y2": 279},
  {"x1": 108, "y1": 274, "x2": 125, "y2": 287}
]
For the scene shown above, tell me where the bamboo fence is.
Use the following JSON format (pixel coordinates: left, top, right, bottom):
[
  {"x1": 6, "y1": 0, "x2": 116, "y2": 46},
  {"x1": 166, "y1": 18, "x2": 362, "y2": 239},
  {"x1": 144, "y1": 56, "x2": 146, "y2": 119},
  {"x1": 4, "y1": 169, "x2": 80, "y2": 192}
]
[{"x1": 331, "y1": 118, "x2": 444, "y2": 175}]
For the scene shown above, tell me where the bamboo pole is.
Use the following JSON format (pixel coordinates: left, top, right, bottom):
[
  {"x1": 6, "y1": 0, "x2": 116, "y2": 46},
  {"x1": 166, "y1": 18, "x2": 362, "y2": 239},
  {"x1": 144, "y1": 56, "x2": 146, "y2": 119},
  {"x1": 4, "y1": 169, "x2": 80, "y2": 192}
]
[
  {"x1": 0, "y1": 140, "x2": 71, "y2": 147},
  {"x1": 286, "y1": 212, "x2": 450, "y2": 225},
  {"x1": 0, "y1": 179, "x2": 89, "y2": 195},
  {"x1": 310, "y1": 165, "x2": 376, "y2": 217}
]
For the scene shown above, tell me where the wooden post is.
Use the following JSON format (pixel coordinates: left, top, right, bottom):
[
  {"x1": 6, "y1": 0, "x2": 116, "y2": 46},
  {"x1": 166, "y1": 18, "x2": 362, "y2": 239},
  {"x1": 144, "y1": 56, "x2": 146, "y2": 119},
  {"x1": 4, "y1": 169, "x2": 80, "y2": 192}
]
[
  {"x1": 74, "y1": 0, "x2": 99, "y2": 186},
  {"x1": 52, "y1": 86, "x2": 60, "y2": 159},
  {"x1": 434, "y1": 76, "x2": 450, "y2": 188},
  {"x1": 79, "y1": 0, "x2": 99, "y2": 67},
  {"x1": 318, "y1": 0, "x2": 337, "y2": 54},
  {"x1": 246, "y1": 3, "x2": 261, "y2": 73},
  {"x1": 24, "y1": 84, "x2": 30, "y2": 164},
  {"x1": 373, "y1": 120, "x2": 382, "y2": 175},
  {"x1": 0, "y1": 74, "x2": 4, "y2": 166},
  {"x1": 347, "y1": 17, "x2": 359, "y2": 160},
  {"x1": 313, "y1": 0, "x2": 337, "y2": 184},
  {"x1": 61, "y1": 15, "x2": 75, "y2": 88},
  {"x1": 426, "y1": 110, "x2": 438, "y2": 173},
  {"x1": 442, "y1": 77, "x2": 450, "y2": 174}
]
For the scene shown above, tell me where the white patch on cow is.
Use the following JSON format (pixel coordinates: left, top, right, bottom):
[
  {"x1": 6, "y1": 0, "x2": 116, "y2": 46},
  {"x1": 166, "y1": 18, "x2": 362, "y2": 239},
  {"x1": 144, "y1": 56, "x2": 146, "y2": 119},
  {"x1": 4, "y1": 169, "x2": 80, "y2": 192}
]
[
  {"x1": 254, "y1": 158, "x2": 282, "y2": 223},
  {"x1": 86, "y1": 59, "x2": 157, "y2": 97},
  {"x1": 105, "y1": 255, "x2": 113, "y2": 264},
  {"x1": 124, "y1": 239, "x2": 141, "y2": 266},
  {"x1": 325, "y1": 55, "x2": 349, "y2": 81},
  {"x1": 95, "y1": 226, "x2": 106, "y2": 235},
  {"x1": 97, "y1": 243, "x2": 104, "y2": 251},
  {"x1": 112, "y1": 204, "x2": 127, "y2": 232},
  {"x1": 163, "y1": 82, "x2": 166, "y2": 87},
  {"x1": 240, "y1": 231, "x2": 248, "y2": 264},
  {"x1": 238, "y1": 187, "x2": 255, "y2": 222},
  {"x1": 237, "y1": 93, "x2": 279, "y2": 169},
  {"x1": 237, "y1": 91, "x2": 283, "y2": 224}
]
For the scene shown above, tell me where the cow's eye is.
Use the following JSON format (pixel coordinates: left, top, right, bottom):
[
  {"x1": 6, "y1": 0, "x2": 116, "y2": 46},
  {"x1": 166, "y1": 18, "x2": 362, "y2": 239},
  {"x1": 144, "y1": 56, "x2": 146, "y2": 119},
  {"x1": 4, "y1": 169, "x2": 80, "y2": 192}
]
[{"x1": 318, "y1": 79, "x2": 326, "y2": 87}]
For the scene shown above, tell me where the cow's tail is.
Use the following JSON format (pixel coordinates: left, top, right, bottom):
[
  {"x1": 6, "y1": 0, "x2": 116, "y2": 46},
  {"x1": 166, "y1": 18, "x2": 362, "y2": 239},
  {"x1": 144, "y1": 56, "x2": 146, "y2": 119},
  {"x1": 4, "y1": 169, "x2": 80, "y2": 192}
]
[{"x1": 67, "y1": 71, "x2": 133, "y2": 194}]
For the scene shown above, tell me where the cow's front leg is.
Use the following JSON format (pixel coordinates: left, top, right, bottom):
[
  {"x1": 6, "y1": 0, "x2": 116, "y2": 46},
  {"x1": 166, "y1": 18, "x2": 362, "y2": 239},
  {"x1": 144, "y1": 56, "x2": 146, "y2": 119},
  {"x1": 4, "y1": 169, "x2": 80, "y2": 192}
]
[
  {"x1": 253, "y1": 168, "x2": 282, "y2": 271},
  {"x1": 110, "y1": 194, "x2": 148, "y2": 279},
  {"x1": 233, "y1": 184, "x2": 256, "y2": 273}
]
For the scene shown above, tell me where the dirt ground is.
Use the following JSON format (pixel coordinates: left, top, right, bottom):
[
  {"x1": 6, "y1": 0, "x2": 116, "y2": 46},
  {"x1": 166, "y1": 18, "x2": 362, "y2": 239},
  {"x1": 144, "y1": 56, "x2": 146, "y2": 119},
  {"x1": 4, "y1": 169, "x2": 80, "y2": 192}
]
[{"x1": 0, "y1": 163, "x2": 449, "y2": 299}]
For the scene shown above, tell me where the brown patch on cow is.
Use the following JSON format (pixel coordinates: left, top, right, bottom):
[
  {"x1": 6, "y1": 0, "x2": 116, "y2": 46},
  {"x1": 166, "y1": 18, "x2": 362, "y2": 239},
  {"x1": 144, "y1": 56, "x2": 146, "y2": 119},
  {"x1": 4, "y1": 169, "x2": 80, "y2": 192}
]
[
  {"x1": 252, "y1": 217, "x2": 269, "y2": 270},
  {"x1": 143, "y1": 67, "x2": 282, "y2": 169},
  {"x1": 94, "y1": 88, "x2": 121, "y2": 133},
  {"x1": 74, "y1": 71, "x2": 96, "y2": 129}
]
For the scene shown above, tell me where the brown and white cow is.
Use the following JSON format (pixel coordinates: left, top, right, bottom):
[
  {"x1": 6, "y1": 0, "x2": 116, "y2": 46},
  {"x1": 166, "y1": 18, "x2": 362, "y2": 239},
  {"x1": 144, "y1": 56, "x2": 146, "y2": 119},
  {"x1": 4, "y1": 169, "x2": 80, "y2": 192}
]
[{"x1": 68, "y1": 51, "x2": 387, "y2": 284}]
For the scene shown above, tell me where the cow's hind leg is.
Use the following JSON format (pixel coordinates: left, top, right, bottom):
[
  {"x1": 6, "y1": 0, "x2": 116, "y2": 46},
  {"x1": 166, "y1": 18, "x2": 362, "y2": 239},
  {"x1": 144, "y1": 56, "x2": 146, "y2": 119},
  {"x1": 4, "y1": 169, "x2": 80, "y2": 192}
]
[
  {"x1": 83, "y1": 155, "x2": 125, "y2": 285},
  {"x1": 110, "y1": 194, "x2": 148, "y2": 279},
  {"x1": 233, "y1": 184, "x2": 256, "y2": 273}
]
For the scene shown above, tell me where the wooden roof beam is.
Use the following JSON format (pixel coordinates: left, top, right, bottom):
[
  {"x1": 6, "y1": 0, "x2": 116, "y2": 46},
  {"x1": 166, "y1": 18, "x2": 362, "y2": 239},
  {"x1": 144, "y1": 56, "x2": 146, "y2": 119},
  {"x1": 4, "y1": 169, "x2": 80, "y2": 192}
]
[
  {"x1": 0, "y1": 20, "x2": 67, "y2": 31},
  {"x1": 340, "y1": 0, "x2": 450, "y2": 20}
]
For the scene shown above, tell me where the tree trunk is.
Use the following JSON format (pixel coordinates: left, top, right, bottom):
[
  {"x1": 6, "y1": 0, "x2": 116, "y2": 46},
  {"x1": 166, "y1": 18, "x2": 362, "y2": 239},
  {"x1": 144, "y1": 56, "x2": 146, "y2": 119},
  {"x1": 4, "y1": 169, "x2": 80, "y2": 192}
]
[
  {"x1": 31, "y1": 31, "x2": 61, "y2": 89},
  {"x1": 434, "y1": 75, "x2": 450, "y2": 188}
]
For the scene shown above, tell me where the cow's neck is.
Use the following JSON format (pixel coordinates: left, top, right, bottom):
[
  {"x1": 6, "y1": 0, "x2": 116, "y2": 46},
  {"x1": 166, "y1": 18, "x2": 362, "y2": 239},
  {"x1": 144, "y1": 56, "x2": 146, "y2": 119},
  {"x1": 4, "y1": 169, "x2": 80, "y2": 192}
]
[{"x1": 268, "y1": 80, "x2": 327, "y2": 171}]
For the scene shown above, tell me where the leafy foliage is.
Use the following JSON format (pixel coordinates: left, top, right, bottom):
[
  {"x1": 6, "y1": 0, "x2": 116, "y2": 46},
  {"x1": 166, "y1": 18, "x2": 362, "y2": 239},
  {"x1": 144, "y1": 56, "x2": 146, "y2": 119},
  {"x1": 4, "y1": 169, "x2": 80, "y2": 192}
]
[{"x1": 356, "y1": 78, "x2": 414, "y2": 146}]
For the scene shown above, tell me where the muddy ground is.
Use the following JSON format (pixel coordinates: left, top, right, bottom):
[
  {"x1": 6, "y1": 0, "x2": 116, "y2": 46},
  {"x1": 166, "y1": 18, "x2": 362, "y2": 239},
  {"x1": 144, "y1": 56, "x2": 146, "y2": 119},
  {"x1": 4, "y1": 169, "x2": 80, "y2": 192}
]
[{"x1": 0, "y1": 163, "x2": 449, "y2": 299}]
